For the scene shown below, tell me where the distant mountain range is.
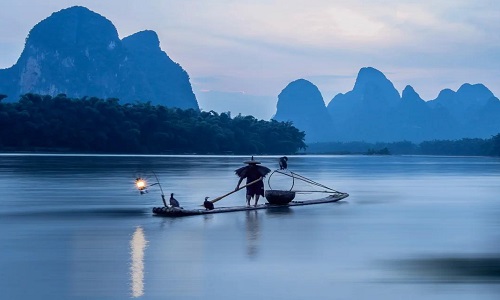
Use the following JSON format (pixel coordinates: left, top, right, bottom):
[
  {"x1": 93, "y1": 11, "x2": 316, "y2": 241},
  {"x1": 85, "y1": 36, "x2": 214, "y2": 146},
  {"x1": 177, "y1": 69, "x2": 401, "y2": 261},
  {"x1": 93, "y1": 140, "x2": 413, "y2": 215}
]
[
  {"x1": 0, "y1": 6, "x2": 199, "y2": 110},
  {"x1": 274, "y1": 67, "x2": 500, "y2": 143},
  {"x1": 2, "y1": 6, "x2": 498, "y2": 144}
]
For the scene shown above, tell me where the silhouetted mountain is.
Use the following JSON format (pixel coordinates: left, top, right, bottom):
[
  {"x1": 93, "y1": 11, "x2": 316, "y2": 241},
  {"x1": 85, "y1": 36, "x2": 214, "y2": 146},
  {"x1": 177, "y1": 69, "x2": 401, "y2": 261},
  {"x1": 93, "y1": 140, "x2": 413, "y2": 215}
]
[
  {"x1": 392, "y1": 85, "x2": 460, "y2": 141},
  {"x1": 277, "y1": 67, "x2": 500, "y2": 143},
  {"x1": 429, "y1": 83, "x2": 494, "y2": 123},
  {"x1": 351, "y1": 67, "x2": 401, "y2": 108},
  {"x1": 121, "y1": 30, "x2": 197, "y2": 109},
  {"x1": 273, "y1": 79, "x2": 333, "y2": 142},
  {"x1": 326, "y1": 67, "x2": 401, "y2": 141},
  {"x1": 392, "y1": 85, "x2": 432, "y2": 141},
  {"x1": 0, "y1": 6, "x2": 198, "y2": 110},
  {"x1": 423, "y1": 84, "x2": 500, "y2": 139},
  {"x1": 463, "y1": 96, "x2": 500, "y2": 138},
  {"x1": 401, "y1": 85, "x2": 424, "y2": 103}
]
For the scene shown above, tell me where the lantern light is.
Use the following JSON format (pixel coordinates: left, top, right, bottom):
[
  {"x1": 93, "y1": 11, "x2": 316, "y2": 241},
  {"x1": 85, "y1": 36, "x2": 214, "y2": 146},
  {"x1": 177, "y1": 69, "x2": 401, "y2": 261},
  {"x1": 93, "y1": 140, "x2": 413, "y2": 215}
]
[{"x1": 135, "y1": 178, "x2": 147, "y2": 191}]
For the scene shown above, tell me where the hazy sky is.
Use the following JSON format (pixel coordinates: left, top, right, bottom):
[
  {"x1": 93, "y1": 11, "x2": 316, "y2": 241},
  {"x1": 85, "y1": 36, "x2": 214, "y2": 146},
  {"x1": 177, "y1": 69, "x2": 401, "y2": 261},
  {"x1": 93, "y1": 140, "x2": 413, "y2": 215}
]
[{"x1": 1, "y1": 0, "x2": 499, "y2": 119}]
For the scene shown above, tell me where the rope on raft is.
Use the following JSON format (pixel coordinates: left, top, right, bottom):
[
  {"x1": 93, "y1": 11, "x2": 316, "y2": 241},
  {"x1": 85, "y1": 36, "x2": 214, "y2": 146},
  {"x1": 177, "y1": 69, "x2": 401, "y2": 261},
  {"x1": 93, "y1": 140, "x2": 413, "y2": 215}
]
[{"x1": 273, "y1": 170, "x2": 343, "y2": 194}]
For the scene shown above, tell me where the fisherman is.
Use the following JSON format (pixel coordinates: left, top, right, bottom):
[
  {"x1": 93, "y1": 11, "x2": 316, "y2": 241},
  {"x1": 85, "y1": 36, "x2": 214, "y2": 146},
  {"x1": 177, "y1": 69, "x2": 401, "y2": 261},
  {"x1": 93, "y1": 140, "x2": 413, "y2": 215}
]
[{"x1": 235, "y1": 156, "x2": 271, "y2": 206}]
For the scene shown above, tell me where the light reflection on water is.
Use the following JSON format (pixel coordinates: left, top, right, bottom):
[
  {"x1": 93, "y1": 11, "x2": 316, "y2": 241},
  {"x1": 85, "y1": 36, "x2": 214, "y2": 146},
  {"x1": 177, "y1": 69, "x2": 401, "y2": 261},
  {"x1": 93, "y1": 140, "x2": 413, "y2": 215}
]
[
  {"x1": 130, "y1": 226, "x2": 147, "y2": 298},
  {"x1": 0, "y1": 154, "x2": 500, "y2": 299}
]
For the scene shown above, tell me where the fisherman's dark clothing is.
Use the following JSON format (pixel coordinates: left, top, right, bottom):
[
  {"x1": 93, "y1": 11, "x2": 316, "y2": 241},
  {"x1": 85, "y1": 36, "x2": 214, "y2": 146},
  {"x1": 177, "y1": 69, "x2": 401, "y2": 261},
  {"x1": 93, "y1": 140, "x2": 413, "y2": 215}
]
[{"x1": 242, "y1": 165, "x2": 264, "y2": 197}]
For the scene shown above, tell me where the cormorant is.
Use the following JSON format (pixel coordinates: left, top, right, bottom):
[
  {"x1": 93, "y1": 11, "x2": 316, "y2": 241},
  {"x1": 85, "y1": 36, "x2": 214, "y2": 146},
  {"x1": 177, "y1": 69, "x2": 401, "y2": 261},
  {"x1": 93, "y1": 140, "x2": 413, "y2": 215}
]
[
  {"x1": 169, "y1": 193, "x2": 180, "y2": 208},
  {"x1": 279, "y1": 156, "x2": 288, "y2": 170},
  {"x1": 203, "y1": 197, "x2": 214, "y2": 210}
]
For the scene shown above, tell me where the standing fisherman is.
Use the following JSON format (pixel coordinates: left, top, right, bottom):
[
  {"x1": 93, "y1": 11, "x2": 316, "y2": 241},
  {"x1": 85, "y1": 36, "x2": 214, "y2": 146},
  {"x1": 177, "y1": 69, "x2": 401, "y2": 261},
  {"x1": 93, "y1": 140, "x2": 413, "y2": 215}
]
[{"x1": 235, "y1": 156, "x2": 271, "y2": 206}]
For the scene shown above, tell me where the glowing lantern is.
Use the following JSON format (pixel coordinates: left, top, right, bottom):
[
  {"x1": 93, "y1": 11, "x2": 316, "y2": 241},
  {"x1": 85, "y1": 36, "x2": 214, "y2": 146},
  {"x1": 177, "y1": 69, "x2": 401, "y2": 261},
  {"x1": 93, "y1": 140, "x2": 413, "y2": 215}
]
[{"x1": 135, "y1": 178, "x2": 147, "y2": 191}]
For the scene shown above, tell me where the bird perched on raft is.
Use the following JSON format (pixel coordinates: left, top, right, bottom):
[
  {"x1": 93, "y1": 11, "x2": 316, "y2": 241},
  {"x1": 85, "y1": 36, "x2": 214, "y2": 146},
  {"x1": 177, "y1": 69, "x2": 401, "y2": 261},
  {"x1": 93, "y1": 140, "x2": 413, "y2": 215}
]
[
  {"x1": 169, "y1": 193, "x2": 180, "y2": 208},
  {"x1": 279, "y1": 156, "x2": 288, "y2": 170},
  {"x1": 203, "y1": 197, "x2": 214, "y2": 210}
]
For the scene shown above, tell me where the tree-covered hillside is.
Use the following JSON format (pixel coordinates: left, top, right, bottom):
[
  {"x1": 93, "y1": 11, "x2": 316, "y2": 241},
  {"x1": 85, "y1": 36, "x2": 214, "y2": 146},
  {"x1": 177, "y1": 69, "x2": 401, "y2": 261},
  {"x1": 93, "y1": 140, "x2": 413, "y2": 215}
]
[{"x1": 0, "y1": 94, "x2": 306, "y2": 154}]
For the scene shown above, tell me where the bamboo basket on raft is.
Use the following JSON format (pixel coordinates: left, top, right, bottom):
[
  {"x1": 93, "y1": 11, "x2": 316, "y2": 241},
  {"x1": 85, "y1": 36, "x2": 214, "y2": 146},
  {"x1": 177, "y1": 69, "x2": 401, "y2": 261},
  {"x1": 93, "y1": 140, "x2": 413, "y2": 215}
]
[
  {"x1": 264, "y1": 190, "x2": 296, "y2": 205},
  {"x1": 264, "y1": 156, "x2": 341, "y2": 206}
]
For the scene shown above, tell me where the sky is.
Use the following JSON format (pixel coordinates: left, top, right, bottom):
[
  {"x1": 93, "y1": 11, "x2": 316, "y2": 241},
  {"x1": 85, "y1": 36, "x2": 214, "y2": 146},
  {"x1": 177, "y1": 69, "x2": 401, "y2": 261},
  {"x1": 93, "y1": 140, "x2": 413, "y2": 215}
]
[{"x1": 1, "y1": 0, "x2": 499, "y2": 119}]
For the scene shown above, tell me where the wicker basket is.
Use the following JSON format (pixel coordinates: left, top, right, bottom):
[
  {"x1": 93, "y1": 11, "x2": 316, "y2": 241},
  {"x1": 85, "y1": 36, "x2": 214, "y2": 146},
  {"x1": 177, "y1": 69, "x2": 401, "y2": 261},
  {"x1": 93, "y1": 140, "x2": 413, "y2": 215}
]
[{"x1": 265, "y1": 190, "x2": 295, "y2": 205}]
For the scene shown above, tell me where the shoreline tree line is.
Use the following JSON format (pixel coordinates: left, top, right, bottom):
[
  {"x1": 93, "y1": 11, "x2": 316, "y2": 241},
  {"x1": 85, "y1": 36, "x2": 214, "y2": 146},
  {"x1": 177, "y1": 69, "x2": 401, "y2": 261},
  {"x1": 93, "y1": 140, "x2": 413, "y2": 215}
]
[
  {"x1": 0, "y1": 93, "x2": 306, "y2": 154},
  {"x1": 1, "y1": 93, "x2": 500, "y2": 157},
  {"x1": 306, "y1": 136, "x2": 500, "y2": 156}
]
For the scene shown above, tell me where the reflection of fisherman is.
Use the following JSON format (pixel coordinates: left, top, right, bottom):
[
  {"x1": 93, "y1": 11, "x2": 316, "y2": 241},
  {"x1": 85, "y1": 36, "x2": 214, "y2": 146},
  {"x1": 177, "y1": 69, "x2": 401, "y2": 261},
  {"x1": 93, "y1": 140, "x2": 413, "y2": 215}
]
[
  {"x1": 245, "y1": 211, "x2": 259, "y2": 258},
  {"x1": 235, "y1": 156, "x2": 271, "y2": 206}
]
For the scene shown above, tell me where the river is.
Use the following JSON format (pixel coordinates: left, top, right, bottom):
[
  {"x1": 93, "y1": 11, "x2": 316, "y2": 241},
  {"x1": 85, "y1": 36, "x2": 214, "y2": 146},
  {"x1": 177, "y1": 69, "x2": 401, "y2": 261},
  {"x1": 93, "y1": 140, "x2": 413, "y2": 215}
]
[{"x1": 1, "y1": 154, "x2": 499, "y2": 299}]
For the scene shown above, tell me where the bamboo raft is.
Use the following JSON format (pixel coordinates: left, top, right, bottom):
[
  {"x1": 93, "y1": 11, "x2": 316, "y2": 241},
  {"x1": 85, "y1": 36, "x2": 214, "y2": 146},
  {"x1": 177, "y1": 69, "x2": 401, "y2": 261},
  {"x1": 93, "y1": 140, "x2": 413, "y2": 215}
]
[
  {"x1": 152, "y1": 192, "x2": 349, "y2": 217},
  {"x1": 141, "y1": 161, "x2": 349, "y2": 218}
]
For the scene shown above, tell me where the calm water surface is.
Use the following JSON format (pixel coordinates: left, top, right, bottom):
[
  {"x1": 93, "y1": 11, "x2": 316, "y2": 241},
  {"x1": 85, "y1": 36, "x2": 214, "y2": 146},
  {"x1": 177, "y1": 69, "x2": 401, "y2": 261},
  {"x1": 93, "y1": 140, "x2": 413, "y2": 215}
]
[{"x1": 1, "y1": 154, "x2": 500, "y2": 299}]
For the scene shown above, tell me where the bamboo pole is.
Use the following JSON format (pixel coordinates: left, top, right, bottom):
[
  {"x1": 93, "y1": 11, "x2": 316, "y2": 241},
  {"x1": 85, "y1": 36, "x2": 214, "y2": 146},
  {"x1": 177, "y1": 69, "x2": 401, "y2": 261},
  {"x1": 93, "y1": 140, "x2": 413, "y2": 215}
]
[{"x1": 210, "y1": 177, "x2": 262, "y2": 203}]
